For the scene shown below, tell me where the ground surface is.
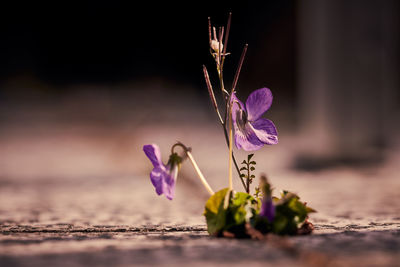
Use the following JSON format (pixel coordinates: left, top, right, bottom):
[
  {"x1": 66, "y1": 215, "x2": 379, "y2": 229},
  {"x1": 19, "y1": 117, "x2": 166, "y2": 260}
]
[{"x1": 1, "y1": 87, "x2": 400, "y2": 266}]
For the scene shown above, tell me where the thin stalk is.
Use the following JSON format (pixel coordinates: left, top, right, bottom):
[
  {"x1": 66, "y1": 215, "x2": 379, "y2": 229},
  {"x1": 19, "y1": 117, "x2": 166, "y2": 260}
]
[
  {"x1": 208, "y1": 17, "x2": 212, "y2": 46},
  {"x1": 231, "y1": 44, "x2": 248, "y2": 93},
  {"x1": 217, "y1": 60, "x2": 246, "y2": 191},
  {"x1": 203, "y1": 65, "x2": 223, "y2": 124},
  {"x1": 186, "y1": 151, "x2": 214, "y2": 196},
  {"x1": 246, "y1": 162, "x2": 250, "y2": 194},
  {"x1": 172, "y1": 143, "x2": 214, "y2": 196},
  {"x1": 221, "y1": 124, "x2": 247, "y2": 190},
  {"x1": 206, "y1": 14, "x2": 247, "y2": 192},
  {"x1": 218, "y1": 26, "x2": 223, "y2": 68},
  {"x1": 204, "y1": 59, "x2": 245, "y2": 190},
  {"x1": 228, "y1": 103, "x2": 233, "y2": 191},
  {"x1": 221, "y1": 12, "x2": 231, "y2": 69}
]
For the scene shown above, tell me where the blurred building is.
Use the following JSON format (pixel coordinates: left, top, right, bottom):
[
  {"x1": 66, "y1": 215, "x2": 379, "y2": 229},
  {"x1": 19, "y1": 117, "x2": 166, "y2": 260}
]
[{"x1": 296, "y1": 0, "x2": 399, "y2": 169}]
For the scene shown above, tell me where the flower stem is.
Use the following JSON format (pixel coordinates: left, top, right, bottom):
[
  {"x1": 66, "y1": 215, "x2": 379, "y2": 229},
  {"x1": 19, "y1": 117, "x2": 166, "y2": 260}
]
[
  {"x1": 172, "y1": 143, "x2": 214, "y2": 196},
  {"x1": 186, "y1": 151, "x2": 214, "y2": 196},
  {"x1": 206, "y1": 14, "x2": 247, "y2": 192},
  {"x1": 228, "y1": 103, "x2": 233, "y2": 191},
  {"x1": 221, "y1": 123, "x2": 247, "y2": 191}
]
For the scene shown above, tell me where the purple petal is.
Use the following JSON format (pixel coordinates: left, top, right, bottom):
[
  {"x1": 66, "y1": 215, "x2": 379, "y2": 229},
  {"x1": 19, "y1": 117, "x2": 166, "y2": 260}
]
[
  {"x1": 150, "y1": 165, "x2": 167, "y2": 195},
  {"x1": 245, "y1": 88, "x2": 273, "y2": 121},
  {"x1": 251, "y1": 118, "x2": 278, "y2": 145},
  {"x1": 231, "y1": 93, "x2": 246, "y2": 124},
  {"x1": 143, "y1": 144, "x2": 163, "y2": 167},
  {"x1": 150, "y1": 165, "x2": 176, "y2": 200},
  {"x1": 260, "y1": 199, "x2": 275, "y2": 222},
  {"x1": 234, "y1": 122, "x2": 264, "y2": 151},
  {"x1": 162, "y1": 166, "x2": 177, "y2": 200}
]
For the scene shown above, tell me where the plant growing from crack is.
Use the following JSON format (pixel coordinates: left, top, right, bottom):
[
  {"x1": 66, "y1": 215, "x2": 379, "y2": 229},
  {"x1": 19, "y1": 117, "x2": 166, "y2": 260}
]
[{"x1": 143, "y1": 13, "x2": 315, "y2": 238}]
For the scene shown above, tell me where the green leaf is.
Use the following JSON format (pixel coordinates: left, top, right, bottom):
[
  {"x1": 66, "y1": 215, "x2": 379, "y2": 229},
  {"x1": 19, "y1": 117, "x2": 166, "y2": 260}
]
[
  {"x1": 247, "y1": 154, "x2": 254, "y2": 161},
  {"x1": 249, "y1": 161, "x2": 256, "y2": 165},
  {"x1": 241, "y1": 160, "x2": 247, "y2": 164},
  {"x1": 250, "y1": 166, "x2": 255, "y2": 171},
  {"x1": 239, "y1": 167, "x2": 247, "y2": 171},
  {"x1": 306, "y1": 206, "x2": 317, "y2": 213},
  {"x1": 272, "y1": 215, "x2": 288, "y2": 234},
  {"x1": 204, "y1": 189, "x2": 258, "y2": 236},
  {"x1": 232, "y1": 192, "x2": 253, "y2": 206},
  {"x1": 240, "y1": 174, "x2": 246, "y2": 178},
  {"x1": 231, "y1": 192, "x2": 257, "y2": 225},
  {"x1": 281, "y1": 190, "x2": 289, "y2": 197},
  {"x1": 204, "y1": 188, "x2": 229, "y2": 214},
  {"x1": 288, "y1": 198, "x2": 308, "y2": 223},
  {"x1": 204, "y1": 188, "x2": 230, "y2": 235},
  {"x1": 250, "y1": 175, "x2": 255, "y2": 178}
]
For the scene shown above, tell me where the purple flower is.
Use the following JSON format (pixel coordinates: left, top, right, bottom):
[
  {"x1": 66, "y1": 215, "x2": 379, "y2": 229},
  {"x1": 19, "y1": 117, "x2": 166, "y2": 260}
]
[
  {"x1": 143, "y1": 144, "x2": 180, "y2": 200},
  {"x1": 231, "y1": 88, "x2": 278, "y2": 151},
  {"x1": 260, "y1": 198, "x2": 275, "y2": 222},
  {"x1": 259, "y1": 175, "x2": 275, "y2": 221}
]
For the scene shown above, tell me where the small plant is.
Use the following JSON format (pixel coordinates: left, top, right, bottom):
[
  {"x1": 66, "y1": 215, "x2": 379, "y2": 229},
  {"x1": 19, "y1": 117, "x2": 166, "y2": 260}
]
[
  {"x1": 240, "y1": 154, "x2": 256, "y2": 194},
  {"x1": 143, "y1": 13, "x2": 315, "y2": 239}
]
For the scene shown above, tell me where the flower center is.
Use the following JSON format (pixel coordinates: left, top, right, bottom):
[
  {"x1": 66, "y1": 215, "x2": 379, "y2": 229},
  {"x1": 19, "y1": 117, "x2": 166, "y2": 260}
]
[{"x1": 236, "y1": 109, "x2": 248, "y2": 132}]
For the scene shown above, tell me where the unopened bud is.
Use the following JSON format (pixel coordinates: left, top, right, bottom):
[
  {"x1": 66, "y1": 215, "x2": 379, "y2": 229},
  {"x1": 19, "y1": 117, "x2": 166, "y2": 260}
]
[{"x1": 211, "y1": 40, "x2": 223, "y2": 52}]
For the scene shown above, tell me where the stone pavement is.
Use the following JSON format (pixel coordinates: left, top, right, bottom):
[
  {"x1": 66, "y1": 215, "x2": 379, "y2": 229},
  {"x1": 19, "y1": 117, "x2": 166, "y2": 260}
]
[
  {"x1": 1, "y1": 87, "x2": 400, "y2": 266},
  {"x1": 1, "y1": 147, "x2": 399, "y2": 266}
]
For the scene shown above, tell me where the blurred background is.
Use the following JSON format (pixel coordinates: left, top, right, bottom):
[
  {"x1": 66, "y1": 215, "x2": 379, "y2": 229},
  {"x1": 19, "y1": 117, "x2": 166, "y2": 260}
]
[{"x1": 0, "y1": 1, "x2": 399, "y2": 226}]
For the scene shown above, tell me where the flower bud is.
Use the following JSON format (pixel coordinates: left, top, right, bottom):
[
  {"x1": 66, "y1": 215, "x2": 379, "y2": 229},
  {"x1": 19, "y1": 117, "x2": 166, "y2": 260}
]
[{"x1": 211, "y1": 40, "x2": 223, "y2": 53}]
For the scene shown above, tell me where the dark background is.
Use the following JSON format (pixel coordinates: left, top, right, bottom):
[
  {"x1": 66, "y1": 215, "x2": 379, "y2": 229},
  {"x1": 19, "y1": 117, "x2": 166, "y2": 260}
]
[
  {"x1": 0, "y1": 1, "x2": 399, "y2": 171},
  {"x1": 0, "y1": 1, "x2": 296, "y2": 102}
]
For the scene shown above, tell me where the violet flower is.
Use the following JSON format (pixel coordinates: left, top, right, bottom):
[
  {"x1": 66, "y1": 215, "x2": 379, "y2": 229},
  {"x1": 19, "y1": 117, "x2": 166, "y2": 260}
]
[
  {"x1": 259, "y1": 176, "x2": 275, "y2": 222},
  {"x1": 260, "y1": 198, "x2": 275, "y2": 222},
  {"x1": 143, "y1": 144, "x2": 181, "y2": 200},
  {"x1": 231, "y1": 87, "x2": 278, "y2": 151}
]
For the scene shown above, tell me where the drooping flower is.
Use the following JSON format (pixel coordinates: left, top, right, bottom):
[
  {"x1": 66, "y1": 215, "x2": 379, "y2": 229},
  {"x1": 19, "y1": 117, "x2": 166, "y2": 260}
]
[
  {"x1": 231, "y1": 87, "x2": 278, "y2": 151},
  {"x1": 143, "y1": 144, "x2": 182, "y2": 200}
]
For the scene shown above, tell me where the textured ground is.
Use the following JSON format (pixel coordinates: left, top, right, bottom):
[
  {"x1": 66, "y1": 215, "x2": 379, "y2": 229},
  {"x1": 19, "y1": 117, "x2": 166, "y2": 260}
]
[
  {"x1": 1, "y1": 172, "x2": 399, "y2": 267},
  {"x1": 1, "y1": 87, "x2": 400, "y2": 266}
]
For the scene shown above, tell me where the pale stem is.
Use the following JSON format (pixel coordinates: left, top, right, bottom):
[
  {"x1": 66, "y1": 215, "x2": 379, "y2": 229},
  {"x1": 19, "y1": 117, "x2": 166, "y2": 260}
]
[
  {"x1": 186, "y1": 151, "x2": 214, "y2": 196},
  {"x1": 172, "y1": 143, "x2": 214, "y2": 196},
  {"x1": 228, "y1": 103, "x2": 233, "y2": 191},
  {"x1": 206, "y1": 14, "x2": 247, "y2": 192}
]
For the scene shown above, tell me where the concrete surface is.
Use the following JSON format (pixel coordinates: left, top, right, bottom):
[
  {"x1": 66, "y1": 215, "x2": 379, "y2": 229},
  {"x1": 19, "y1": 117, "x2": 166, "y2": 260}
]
[{"x1": 1, "y1": 86, "x2": 399, "y2": 266}]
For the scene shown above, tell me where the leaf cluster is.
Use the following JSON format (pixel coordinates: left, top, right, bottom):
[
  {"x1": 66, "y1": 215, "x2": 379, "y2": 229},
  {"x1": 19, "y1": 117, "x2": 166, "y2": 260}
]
[
  {"x1": 204, "y1": 188, "x2": 258, "y2": 237},
  {"x1": 204, "y1": 185, "x2": 316, "y2": 238},
  {"x1": 255, "y1": 191, "x2": 316, "y2": 235}
]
